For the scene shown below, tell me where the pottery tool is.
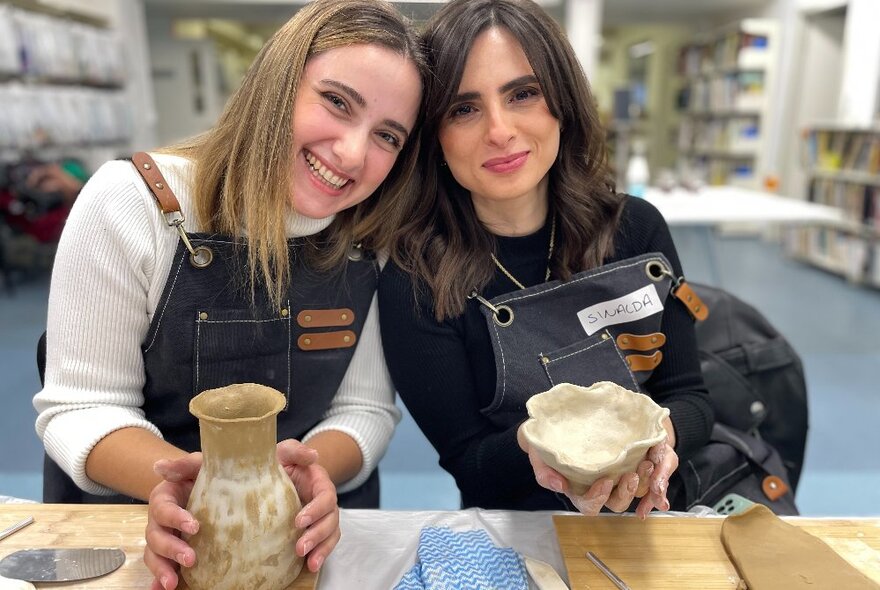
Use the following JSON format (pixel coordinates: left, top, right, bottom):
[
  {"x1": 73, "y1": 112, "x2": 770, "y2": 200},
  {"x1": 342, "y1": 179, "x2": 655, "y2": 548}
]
[
  {"x1": 0, "y1": 548, "x2": 125, "y2": 583},
  {"x1": 0, "y1": 517, "x2": 34, "y2": 542},
  {"x1": 585, "y1": 551, "x2": 631, "y2": 590}
]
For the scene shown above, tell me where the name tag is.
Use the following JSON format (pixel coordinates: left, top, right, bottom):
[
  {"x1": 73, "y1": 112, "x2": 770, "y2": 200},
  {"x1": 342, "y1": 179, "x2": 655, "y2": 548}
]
[{"x1": 577, "y1": 284, "x2": 663, "y2": 336}]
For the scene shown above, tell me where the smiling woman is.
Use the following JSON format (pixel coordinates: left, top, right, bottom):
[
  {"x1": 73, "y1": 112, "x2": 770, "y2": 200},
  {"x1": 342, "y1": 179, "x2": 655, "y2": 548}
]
[
  {"x1": 380, "y1": 0, "x2": 714, "y2": 519},
  {"x1": 291, "y1": 44, "x2": 421, "y2": 219},
  {"x1": 31, "y1": 1, "x2": 426, "y2": 589}
]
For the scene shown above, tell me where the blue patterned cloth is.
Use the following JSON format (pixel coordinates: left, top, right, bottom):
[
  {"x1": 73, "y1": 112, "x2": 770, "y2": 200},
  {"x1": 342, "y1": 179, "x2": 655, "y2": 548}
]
[{"x1": 394, "y1": 527, "x2": 528, "y2": 590}]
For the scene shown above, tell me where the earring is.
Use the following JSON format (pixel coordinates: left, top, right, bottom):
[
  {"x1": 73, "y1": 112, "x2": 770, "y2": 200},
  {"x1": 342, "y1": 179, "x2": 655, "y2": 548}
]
[{"x1": 440, "y1": 160, "x2": 447, "y2": 167}]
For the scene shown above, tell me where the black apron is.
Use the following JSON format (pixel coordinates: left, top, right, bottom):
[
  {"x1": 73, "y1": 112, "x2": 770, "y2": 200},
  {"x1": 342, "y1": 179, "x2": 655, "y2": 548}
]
[
  {"x1": 43, "y1": 156, "x2": 380, "y2": 507},
  {"x1": 473, "y1": 253, "x2": 680, "y2": 509}
]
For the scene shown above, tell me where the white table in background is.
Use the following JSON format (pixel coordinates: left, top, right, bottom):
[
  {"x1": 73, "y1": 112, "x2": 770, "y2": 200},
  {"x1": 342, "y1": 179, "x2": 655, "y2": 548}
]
[
  {"x1": 642, "y1": 186, "x2": 848, "y2": 284},
  {"x1": 643, "y1": 185, "x2": 846, "y2": 227}
]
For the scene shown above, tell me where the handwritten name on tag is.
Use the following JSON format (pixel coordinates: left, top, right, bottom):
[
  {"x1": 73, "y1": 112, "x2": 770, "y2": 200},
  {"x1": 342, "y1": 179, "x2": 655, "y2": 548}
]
[{"x1": 577, "y1": 284, "x2": 663, "y2": 335}]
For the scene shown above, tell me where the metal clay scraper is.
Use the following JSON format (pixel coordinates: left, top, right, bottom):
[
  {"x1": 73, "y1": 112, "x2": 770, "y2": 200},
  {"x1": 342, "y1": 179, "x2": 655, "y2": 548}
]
[{"x1": 0, "y1": 548, "x2": 125, "y2": 583}]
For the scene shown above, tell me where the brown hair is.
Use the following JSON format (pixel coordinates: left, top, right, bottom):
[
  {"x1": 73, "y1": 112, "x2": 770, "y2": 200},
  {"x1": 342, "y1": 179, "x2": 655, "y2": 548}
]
[
  {"x1": 388, "y1": 0, "x2": 622, "y2": 321},
  {"x1": 166, "y1": 0, "x2": 426, "y2": 306}
]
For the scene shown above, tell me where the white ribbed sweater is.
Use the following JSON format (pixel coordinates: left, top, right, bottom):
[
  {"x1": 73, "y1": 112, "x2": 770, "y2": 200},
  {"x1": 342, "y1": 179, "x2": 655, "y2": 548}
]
[{"x1": 33, "y1": 153, "x2": 399, "y2": 495}]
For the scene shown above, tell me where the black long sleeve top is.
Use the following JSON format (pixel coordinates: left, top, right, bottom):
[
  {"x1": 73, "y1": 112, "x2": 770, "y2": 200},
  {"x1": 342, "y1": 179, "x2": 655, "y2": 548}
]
[{"x1": 379, "y1": 196, "x2": 714, "y2": 510}]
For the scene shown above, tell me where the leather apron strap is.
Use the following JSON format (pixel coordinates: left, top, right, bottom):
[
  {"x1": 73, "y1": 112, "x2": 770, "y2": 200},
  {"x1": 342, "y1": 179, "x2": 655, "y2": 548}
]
[{"x1": 130, "y1": 152, "x2": 213, "y2": 268}]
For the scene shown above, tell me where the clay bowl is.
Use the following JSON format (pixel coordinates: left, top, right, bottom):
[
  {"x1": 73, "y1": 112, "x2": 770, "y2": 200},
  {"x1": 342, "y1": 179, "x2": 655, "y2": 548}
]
[{"x1": 521, "y1": 381, "x2": 670, "y2": 495}]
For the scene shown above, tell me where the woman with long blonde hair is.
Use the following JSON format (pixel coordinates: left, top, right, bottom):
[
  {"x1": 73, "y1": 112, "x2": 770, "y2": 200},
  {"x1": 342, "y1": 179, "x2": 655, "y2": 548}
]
[{"x1": 33, "y1": 0, "x2": 425, "y2": 586}]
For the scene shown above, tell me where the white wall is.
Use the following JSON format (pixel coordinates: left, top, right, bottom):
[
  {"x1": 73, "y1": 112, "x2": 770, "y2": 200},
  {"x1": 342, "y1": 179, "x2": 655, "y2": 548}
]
[
  {"x1": 784, "y1": 10, "x2": 846, "y2": 200},
  {"x1": 876, "y1": 75, "x2": 880, "y2": 122},
  {"x1": 147, "y1": 16, "x2": 223, "y2": 146},
  {"x1": 116, "y1": 0, "x2": 160, "y2": 153},
  {"x1": 837, "y1": 0, "x2": 880, "y2": 125},
  {"x1": 565, "y1": 0, "x2": 603, "y2": 80}
]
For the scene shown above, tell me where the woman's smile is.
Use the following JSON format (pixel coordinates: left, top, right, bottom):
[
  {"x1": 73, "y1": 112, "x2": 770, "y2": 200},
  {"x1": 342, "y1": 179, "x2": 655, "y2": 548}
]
[
  {"x1": 482, "y1": 151, "x2": 530, "y2": 174},
  {"x1": 303, "y1": 149, "x2": 352, "y2": 192}
]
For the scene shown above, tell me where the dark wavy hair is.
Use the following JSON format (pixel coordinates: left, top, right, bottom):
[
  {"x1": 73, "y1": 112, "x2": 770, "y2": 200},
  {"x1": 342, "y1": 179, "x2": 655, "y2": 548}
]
[{"x1": 387, "y1": 0, "x2": 623, "y2": 321}]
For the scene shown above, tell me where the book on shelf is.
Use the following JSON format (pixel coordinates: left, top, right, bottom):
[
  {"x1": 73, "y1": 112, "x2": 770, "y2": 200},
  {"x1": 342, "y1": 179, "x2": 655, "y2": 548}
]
[
  {"x1": 679, "y1": 24, "x2": 772, "y2": 76},
  {"x1": 804, "y1": 127, "x2": 880, "y2": 175},
  {"x1": 808, "y1": 179, "x2": 875, "y2": 223},
  {"x1": 843, "y1": 134, "x2": 865, "y2": 170},
  {"x1": 793, "y1": 125, "x2": 880, "y2": 287},
  {"x1": 786, "y1": 226, "x2": 870, "y2": 280},
  {"x1": 871, "y1": 138, "x2": 880, "y2": 174},
  {"x1": 871, "y1": 192, "x2": 880, "y2": 231}
]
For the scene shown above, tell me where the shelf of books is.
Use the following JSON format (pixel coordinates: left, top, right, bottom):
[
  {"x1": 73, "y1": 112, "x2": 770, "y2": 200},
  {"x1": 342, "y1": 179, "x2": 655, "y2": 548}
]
[
  {"x1": 677, "y1": 19, "x2": 777, "y2": 189},
  {"x1": 783, "y1": 124, "x2": 880, "y2": 288},
  {"x1": 0, "y1": 1, "x2": 131, "y2": 159}
]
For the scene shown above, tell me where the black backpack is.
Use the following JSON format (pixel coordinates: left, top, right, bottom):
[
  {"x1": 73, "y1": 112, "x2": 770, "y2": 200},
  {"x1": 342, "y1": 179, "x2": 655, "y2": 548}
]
[
  {"x1": 692, "y1": 283, "x2": 808, "y2": 491},
  {"x1": 670, "y1": 283, "x2": 807, "y2": 515}
]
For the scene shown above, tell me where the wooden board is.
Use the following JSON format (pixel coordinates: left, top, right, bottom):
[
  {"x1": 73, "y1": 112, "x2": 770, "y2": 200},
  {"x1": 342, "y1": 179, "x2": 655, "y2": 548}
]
[
  {"x1": 553, "y1": 513, "x2": 880, "y2": 589},
  {"x1": 0, "y1": 505, "x2": 317, "y2": 589}
]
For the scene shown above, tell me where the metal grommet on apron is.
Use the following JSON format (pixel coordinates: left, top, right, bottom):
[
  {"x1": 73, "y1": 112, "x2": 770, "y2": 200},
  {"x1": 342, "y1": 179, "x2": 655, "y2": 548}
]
[
  {"x1": 189, "y1": 245, "x2": 213, "y2": 268},
  {"x1": 646, "y1": 257, "x2": 709, "y2": 321},
  {"x1": 646, "y1": 259, "x2": 671, "y2": 282},
  {"x1": 469, "y1": 291, "x2": 514, "y2": 327},
  {"x1": 348, "y1": 243, "x2": 364, "y2": 262}
]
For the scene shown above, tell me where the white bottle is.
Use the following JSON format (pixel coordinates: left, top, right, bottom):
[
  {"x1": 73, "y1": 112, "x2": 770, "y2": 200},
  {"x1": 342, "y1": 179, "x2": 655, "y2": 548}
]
[{"x1": 626, "y1": 139, "x2": 649, "y2": 198}]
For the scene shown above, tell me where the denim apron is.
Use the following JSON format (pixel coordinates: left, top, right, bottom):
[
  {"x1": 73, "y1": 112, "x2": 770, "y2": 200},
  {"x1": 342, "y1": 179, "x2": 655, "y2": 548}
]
[
  {"x1": 472, "y1": 252, "x2": 695, "y2": 509},
  {"x1": 43, "y1": 154, "x2": 380, "y2": 507}
]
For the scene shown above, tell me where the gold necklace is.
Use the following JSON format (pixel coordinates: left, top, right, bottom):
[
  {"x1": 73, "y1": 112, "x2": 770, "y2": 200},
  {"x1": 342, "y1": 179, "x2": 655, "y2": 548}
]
[{"x1": 489, "y1": 216, "x2": 556, "y2": 290}]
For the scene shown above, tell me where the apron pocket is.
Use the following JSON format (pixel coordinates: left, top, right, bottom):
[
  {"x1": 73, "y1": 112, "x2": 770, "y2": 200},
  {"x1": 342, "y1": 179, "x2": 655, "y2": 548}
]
[
  {"x1": 194, "y1": 307, "x2": 292, "y2": 402},
  {"x1": 539, "y1": 330, "x2": 640, "y2": 392}
]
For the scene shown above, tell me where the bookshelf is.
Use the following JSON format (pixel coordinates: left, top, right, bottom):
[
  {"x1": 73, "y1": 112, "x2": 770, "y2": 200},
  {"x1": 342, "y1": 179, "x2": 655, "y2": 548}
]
[
  {"x1": 677, "y1": 19, "x2": 778, "y2": 189},
  {"x1": 783, "y1": 124, "x2": 880, "y2": 287},
  {"x1": 0, "y1": 1, "x2": 131, "y2": 161}
]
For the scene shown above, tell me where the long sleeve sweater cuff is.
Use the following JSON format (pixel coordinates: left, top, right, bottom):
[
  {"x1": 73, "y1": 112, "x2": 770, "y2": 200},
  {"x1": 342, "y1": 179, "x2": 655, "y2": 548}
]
[
  {"x1": 666, "y1": 399, "x2": 714, "y2": 461},
  {"x1": 40, "y1": 409, "x2": 164, "y2": 496}
]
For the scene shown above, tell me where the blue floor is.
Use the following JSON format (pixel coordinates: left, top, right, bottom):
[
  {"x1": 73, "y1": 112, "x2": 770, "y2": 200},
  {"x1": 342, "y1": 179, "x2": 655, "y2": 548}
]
[{"x1": 3, "y1": 227, "x2": 879, "y2": 516}]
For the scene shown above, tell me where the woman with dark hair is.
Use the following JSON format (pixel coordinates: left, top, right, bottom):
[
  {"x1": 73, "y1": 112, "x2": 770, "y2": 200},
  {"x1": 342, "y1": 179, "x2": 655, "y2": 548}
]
[
  {"x1": 33, "y1": 0, "x2": 425, "y2": 587},
  {"x1": 380, "y1": 0, "x2": 713, "y2": 516}
]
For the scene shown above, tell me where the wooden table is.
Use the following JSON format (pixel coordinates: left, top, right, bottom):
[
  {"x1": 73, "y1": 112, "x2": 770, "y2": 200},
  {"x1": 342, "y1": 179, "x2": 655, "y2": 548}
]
[
  {"x1": 2, "y1": 505, "x2": 879, "y2": 589},
  {"x1": 554, "y1": 513, "x2": 880, "y2": 589},
  {"x1": 0, "y1": 504, "x2": 317, "y2": 589}
]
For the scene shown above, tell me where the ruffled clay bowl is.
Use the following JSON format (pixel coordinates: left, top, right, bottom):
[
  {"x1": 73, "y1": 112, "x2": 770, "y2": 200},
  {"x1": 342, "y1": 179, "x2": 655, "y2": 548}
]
[{"x1": 521, "y1": 381, "x2": 670, "y2": 495}]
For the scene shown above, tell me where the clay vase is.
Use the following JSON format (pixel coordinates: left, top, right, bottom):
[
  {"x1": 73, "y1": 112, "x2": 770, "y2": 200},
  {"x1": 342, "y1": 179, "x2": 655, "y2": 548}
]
[{"x1": 181, "y1": 383, "x2": 304, "y2": 590}]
